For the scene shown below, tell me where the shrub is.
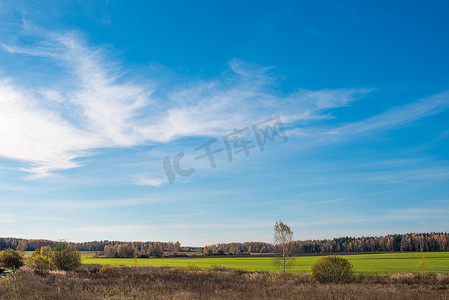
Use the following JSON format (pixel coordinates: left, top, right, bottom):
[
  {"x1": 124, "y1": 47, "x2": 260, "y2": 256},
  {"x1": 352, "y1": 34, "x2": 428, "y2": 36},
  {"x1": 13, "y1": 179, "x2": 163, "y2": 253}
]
[
  {"x1": 28, "y1": 253, "x2": 55, "y2": 275},
  {"x1": 52, "y1": 242, "x2": 81, "y2": 271},
  {"x1": 186, "y1": 264, "x2": 200, "y2": 270},
  {"x1": 32, "y1": 246, "x2": 53, "y2": 258},
  {"x1": 0, "y1": 249, "x2": 24, "y2": 269},
  {"x1": 311, "y1": 255, "x2": 354, "y2": 283},
  {"x1": 98, "y1": 265, "x2": 121, "y2": 275},
  {"x1": 209, "y1": 265, "x2": 230, "y2": 272},
  {"x1": 84, "y1": 264, "x2": 102, "y2": 274},
  {"x1": 28, "y1": 246, "x2": 55, "y2": 274}
]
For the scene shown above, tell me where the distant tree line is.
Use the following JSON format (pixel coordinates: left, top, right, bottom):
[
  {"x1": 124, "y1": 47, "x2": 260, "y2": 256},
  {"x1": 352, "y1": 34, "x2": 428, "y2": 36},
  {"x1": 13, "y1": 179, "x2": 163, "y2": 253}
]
[
  {"x1": 102, "y1": 241, "x2": 182, "y2": 258},
  {"x1": 2, "y1": 232, "x2": 448, "y2": 255},
  {"x1": 0, "y1": 238, "x2": 197, "y2": 256},
  {"x1": 206, "y1": 232, "x2": 449, "y2": 254}
]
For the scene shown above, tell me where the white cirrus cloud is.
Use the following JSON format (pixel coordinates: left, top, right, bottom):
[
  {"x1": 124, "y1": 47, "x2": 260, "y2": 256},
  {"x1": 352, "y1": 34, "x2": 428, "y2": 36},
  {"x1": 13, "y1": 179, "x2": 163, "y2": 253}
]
[
  {"x1": 134, "y1": 177, "x2": 165, "y2": 187},
  {"x1": 0, "y1": 30, "x2": 368, "y2": 178}
]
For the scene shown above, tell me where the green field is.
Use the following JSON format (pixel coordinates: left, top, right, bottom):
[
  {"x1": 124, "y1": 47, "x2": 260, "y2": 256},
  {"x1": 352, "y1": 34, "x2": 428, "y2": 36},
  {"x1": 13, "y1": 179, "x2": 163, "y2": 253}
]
[{"x1": 81, "y1": 252, "x2": 449, "y2": 274}]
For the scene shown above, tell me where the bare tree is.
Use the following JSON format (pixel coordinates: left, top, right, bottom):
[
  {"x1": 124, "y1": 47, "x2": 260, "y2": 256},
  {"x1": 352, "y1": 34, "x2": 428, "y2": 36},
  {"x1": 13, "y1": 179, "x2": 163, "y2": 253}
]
[{"x1": 273, "y1": 220, "x2": 295, "y2": 273}]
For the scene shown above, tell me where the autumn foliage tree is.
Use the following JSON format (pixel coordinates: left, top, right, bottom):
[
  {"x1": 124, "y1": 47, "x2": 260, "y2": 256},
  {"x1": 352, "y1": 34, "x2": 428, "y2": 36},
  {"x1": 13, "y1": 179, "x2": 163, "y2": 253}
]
[
  {"x1": 273, "y1": 220, "x2": 295, "y2": 273},
  {"x1": 147, "y1": 243, "x2": 163, "y2": 257}
]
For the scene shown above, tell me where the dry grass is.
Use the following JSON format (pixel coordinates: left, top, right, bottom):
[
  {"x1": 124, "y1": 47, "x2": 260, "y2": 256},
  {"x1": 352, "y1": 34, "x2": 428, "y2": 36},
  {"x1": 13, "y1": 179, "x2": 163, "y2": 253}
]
[{"x1": 0, "y1": 265, "x2": 448, "y2": 299}]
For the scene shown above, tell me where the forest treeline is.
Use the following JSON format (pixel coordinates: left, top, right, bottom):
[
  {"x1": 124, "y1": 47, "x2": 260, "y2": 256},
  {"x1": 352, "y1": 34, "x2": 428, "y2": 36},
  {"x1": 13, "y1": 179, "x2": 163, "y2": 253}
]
[
  {"x1": 206, "y1": 232, "x2": 449, "y2": 254},
  {"x1": 0, "y1": 238, "x2": 201, "y2": 255},
  {"x1": 1, "y1": 232, "x2": 448, "y2": 256}
]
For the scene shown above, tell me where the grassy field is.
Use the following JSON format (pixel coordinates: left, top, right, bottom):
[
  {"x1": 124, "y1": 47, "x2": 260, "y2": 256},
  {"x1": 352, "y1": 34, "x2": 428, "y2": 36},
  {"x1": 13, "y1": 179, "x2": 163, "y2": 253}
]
[{"x1": 81, "y1": 252, "x2": 449, "y2": 274}]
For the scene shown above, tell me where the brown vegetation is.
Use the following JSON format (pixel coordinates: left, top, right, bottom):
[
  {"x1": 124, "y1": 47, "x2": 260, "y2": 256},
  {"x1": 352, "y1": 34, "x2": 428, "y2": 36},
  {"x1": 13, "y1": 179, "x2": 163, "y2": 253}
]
[{"x1": 1, "y1": 265, "x2": 449, "y2": 299}]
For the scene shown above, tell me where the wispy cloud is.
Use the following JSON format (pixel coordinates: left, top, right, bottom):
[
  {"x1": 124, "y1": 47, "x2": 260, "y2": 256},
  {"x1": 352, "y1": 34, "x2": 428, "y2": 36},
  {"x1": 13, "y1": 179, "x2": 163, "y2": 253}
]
[
  {"x1": 286, "y1": 91, "x2": 449, "y2": 145},
  {"x1": 289, "y1": 206, "x2": 449, "y2": 228},
  {"x1": 0, "y1": 29, "x2": 366, "y2": 179},
  {"x1": 0, "y1": 213, "x2": 15, "y2": 223},
  {"x1": 0, "y1": 197, "x2": 166, "y2": 211},
  {"x1": 77, "y1": 225, "x2": 155, "y2": 233},
  {"x1": 133, "y1": 177, "x2": 165, "y2": 187},
  {"x1": 37, "y1": 198, "x2": 165, "y2": 210},
  {"x1": 75, "y1": 203, "x2": 449, "y2": 236},
  {"x1": 327, "y1": 92, "x2": 449, "y2": 138}
]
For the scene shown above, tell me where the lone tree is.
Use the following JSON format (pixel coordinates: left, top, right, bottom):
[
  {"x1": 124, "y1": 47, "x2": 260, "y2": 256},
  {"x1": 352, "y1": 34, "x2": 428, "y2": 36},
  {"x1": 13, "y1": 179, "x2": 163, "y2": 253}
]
[{"x1": 273, "y1": 220, "x2": 295, "y2": 273}]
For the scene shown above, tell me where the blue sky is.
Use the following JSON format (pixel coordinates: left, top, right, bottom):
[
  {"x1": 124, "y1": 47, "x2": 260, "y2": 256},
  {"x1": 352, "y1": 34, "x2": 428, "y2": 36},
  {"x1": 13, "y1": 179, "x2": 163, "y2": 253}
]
[{"x1": 0, "y1": 1, "x2": 448, "y2": 246}]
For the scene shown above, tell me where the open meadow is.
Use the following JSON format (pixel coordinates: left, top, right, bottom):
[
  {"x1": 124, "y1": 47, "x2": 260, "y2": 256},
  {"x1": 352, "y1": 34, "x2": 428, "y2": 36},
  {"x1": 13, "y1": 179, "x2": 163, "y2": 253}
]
[{"x1": 81, "y1": 252, "x2": 449, "y2": 274}]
